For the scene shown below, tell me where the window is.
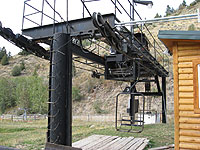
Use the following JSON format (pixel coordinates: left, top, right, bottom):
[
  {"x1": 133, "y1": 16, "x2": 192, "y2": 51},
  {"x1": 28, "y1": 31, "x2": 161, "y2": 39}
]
[{"x1": 193, "y1": 60, "x2": 200, "y2": 113}]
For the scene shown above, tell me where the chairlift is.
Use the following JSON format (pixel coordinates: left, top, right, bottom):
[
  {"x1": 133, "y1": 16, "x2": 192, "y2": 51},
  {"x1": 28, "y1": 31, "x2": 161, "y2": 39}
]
[{"x1": 115, "y1": 88, "x2": 145, "y2": 133}]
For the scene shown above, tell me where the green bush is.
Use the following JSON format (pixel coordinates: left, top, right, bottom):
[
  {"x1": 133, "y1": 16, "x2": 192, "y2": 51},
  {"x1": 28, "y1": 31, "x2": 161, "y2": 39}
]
[
  {"x1": 32, "y1": 65, "x2": 40, "y2": 76},
  {"x1": 18, "y1": 50, "x2": 31, "y2": 56},
  {"x1": 12, "y1": 66, "x2": 21, "y2": 76},
  {"x1": 72, "y1": 86, "x2": 82, "y2": 101},
  {"x1": 20, "y1": 60, "x2": 25, "y2": 71},
  {"x1": 0, "y1": 78, "x2": 16, "y2": 114},
  {"x1": 93, "y1": 101, "x2": 108, "y2": 114},
  {"x1": 15, "y1": 76, "x2": 48, "y2": 114},
  {"x1": 0, "y1": 76, "x2": 48, "y2": 114},
  {"x1": 188, "y1": 24, "x2": 196, "y2": 31},
  {"x1": 1, "y1": 54, "x2": 9, "y2": 65}
]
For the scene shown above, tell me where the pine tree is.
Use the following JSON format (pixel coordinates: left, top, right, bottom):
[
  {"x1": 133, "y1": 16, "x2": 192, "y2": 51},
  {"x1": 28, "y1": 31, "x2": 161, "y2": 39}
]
[
  {"x1": 1, "y1": 54, "x2": 9, "y2": 65},
  {"x1": 165, "y1": 5, "x2": 174, "y2": 16},
  {"x1": 154, "y1": 13, "x2": 162, "y2": 18},
  {"x1": 0, "y1": 47, "x2": 6, "y2": 61},
  {"x1": 182, "y1": 0, "x2": 186, "y2": 6}
]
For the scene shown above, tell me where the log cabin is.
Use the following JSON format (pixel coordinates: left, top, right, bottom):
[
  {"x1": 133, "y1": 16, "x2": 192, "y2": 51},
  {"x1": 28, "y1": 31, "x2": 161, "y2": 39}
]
[{"x1": 159, "y1": 30, "x2": 200, "y2": 150}]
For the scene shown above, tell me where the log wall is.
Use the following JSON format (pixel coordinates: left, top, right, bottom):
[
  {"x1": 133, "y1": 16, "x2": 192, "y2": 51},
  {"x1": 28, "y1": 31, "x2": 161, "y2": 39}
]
[{"x1": 173, "y1": 42, "x2": 200, "y2": 150}]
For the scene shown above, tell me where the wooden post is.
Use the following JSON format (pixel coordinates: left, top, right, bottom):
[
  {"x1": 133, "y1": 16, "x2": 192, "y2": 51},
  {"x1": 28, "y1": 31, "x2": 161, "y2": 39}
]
[{"x1": 173, "y1": 43, "x2": 179, "y2": 150}]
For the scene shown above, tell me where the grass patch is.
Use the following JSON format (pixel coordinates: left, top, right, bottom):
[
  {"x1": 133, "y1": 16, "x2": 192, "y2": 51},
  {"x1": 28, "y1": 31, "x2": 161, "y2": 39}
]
[
  {"x1": 0, "y1": 119, "x2": 174, "y2": 149},
  {"x1": 0, "y1": 127, "x2": 35, "y2": 133}
]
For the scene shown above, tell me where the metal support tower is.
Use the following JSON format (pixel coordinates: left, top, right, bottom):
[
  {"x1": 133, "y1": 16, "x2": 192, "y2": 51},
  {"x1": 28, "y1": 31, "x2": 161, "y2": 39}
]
[
  {"x1": 162, "y1": 77, "x2": 167, "y2": 123},
  {"x1": 130, "y1": 82, "x2": 136, "y2": 123},
  {"x1": 50, "y1": 33, "x2": 72, "y2": 146}
]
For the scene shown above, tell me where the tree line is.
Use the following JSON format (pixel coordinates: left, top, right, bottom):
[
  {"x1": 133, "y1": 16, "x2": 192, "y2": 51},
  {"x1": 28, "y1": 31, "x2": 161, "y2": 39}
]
[
  {"x1": 154, "y1": 0, "x2": 197, "y2": 18},
  {"x1": 0, "y1": 76, "x2": 48, "y2": 114}
]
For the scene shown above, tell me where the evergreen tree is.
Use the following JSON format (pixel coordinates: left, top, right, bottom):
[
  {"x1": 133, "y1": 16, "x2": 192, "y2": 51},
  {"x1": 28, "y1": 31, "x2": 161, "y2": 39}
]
[
  {"x1": 1, "y1": 54, "x2": 9, "y2": 65},
  {"x1": 154, "y1": 13, "x2": 162, "y2": 18},
  {"x1": 12, "y1": 66, "x2": 21, "y2": 76},
  {"x1": 165, "y1": 5, "x2": 174, "y2": 16},
  {"x1": 182, "y1": 0, "x2": 186, "y2": 6},
  {"x1": 0, "y1": 47, "x2": 6, "y2": 60}
]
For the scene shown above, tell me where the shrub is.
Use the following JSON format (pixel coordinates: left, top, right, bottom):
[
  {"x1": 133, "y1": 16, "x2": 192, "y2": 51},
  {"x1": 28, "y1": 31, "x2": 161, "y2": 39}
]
[
  {"x1": 1, "y1": 54, "x2": 9, "y2": 65},
  {"x1": 188, "y1": 24, "x2": 196, "y2": 31},
  {"x1": 86, "y1": 78, "x2": 98, "y2": 93},
  {"x1": 20, "y1": 60, "x2": 25, "y2": 71},
  {"x1": 32, "y1": 65, "x2": 40, "y2": 76},
  {"x1": 0, "y1": 78, "x2": 16, "y2": 114},
  {"x1": 12, "y1": 66, "x2": 21, "y2": 76},
  {"x1": 18, "y1": 50, "x2": 31, "y2": 56},
  {"x1": 15, "y1": 76, "x2": 48, "y2": 114},
  {"x1": 0, "y1": 77, "x2": 48, "y2": 114},
  {"x1": 72, "y1": 86, "x2": 82, "y2": 101},
  {"x1": 93, "y1": 101, "x2": 108, "y2": 114}
]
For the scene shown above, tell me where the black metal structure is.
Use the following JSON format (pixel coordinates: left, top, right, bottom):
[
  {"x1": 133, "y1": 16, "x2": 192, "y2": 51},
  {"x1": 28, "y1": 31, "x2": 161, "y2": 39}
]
[
  {"x1": 0, "y1": 0, "x2": 169, "y2": 147},
  {"x1": 49, "y1": 33, "x2": 72, "y2": 145}
]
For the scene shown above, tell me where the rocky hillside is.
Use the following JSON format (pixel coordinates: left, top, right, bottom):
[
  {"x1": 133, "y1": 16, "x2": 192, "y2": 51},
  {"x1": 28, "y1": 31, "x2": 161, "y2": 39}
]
[{"x1": 1, "y1": 2, "x2": 200, "y2": 116}]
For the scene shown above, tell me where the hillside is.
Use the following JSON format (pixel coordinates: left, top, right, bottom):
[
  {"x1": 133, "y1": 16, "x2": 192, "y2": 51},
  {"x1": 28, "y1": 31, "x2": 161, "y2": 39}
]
[{"x1": 1, "y1": 2, "x2": 200, "y2": 117}]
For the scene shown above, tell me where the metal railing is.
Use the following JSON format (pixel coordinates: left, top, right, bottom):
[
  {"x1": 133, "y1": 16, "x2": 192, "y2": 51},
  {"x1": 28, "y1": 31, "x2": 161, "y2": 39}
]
[
  {"x1": 81, "y1": 0, "x2": 169, "y2": 72},
  {"x1": 22, "y1": 0, "x2": 169, "y2": 73},
  {"x1": 22, "y1": 0, "x2": 65, "y2": 30}
]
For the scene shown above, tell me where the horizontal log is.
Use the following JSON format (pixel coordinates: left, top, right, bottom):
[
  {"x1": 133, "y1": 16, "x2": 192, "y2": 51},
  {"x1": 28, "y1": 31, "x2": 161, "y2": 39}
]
[
  {"x1": 179, "y1": 74, "x2": 193, "y2": 80},
  {"x1": 178, "y1": 50, "x2": 200, "y2": 57},
  {"x1": 180, "y1": 129, "x2": 200, "y2": 137},
  {"x1": 178, "y1": 45, "x2": 200, "y2": 50},
  {"x1": 180, "y1": 136, "x2": 200, "y2": 143},
  {"x1": 179, "y1": 111, "x2": 200, "y2": 118},
  {"x1": 178, "y1": 42, "x2": 200, "y2": 46},
  {"x1": 179, "y1": 105, "x2": 194, "y2": 111},
  {"x1": 179, "y1": 92, "x2": 194, "y2": 98},
  {"x1": 178, "y1": 62, "x2": 193, "y2": 68},
  {"x1": 179, "y1": 80, "x2": 193, "y2": 86},
  {"x1": 179, "y1": 68, "x2": 193, "y2": 74},
  {"x1": 180, "y1": 117, "x2": 200, "y2": 124},
  {"x1": 179, "y1": 99, "x2": 194, "y2": 105},
  {"x1": 180, "y1": 142, "x2": 200, "y2": 149},
  {"x1": 180, "y1": 123, "x2": 200, "y2": 130},
  {"x1": 178, "y1": 56, "x2": 200, "y2": 62},
  {"x1": 179, "y1": 86, "x2": 193, "y2": 92}
]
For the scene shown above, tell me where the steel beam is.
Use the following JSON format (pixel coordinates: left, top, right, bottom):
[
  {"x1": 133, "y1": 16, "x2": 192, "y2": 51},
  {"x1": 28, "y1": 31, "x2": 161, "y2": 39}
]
[
  {"x1": 162, "y1": 77, "x2": 167, "y2": 123},
  {"x1": 130, "y1": 82, "x2": 136, "y2": 122},
  {"x1": 22, "y1": 13, "x2": 116, "y2": 40},
  {"x1": 136, "y1": 92, "x2": 163, "y2": 96},
  {"x1": 71, "y1": 44, "x2": 105, "y2": 66},
  {"x1": 50, "y1": 33, "x2": 72, "y2": 145}
]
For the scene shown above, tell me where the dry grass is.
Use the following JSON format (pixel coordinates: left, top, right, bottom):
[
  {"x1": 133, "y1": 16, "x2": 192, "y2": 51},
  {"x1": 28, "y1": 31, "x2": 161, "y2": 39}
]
[{"x1": 0, "y1": 119, "x2": 174, "y2": 149}]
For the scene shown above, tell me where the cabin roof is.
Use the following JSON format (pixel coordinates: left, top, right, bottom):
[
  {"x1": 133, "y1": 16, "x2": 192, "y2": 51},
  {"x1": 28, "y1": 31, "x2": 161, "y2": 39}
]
[{"x1": 158, "y1": 30, "x2": 200, "y2": 54}]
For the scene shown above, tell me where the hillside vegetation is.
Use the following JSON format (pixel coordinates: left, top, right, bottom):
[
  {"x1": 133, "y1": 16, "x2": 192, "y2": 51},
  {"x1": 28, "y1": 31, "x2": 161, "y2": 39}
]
[{"x1": 0, "y1": 1, "x2": 200, "y2": 116}]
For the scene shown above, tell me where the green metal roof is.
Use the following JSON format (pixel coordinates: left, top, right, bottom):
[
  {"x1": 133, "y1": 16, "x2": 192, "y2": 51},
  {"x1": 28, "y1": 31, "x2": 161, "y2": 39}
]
[{"x1": 158, "y1": 30, "x2": 200, "y2": 40}]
